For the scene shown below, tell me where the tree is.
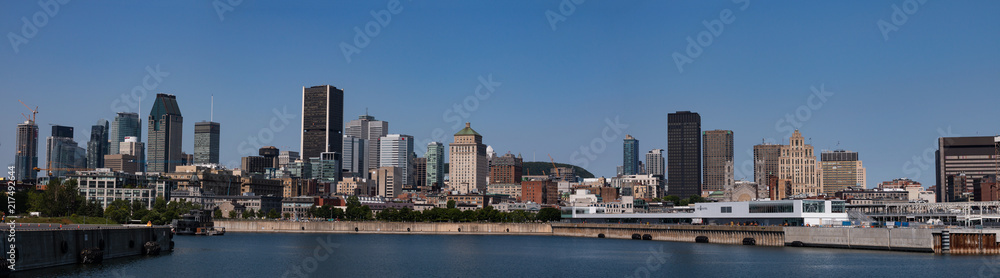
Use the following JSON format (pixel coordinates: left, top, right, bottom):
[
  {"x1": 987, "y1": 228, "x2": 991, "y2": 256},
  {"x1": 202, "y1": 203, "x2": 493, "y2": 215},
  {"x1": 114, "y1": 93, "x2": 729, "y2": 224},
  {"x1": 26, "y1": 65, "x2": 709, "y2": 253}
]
[
  {"x1": 447, "y1": 200, "x2": 456, "y2": 209},
  {"x1": 537, "y1": 208, "x2": 562, "y2": 222},
  {"x1": 229, "y1": 210, "x2": 238, "y2": 219},
  {"x1": 214, "y1": 209, "x2": 223, "y2": 219},
  {"x1": 267, "y1": 208, "x2": 280, "y2": 219},
  {"x1": 243, "y1": 209, "x2": 256, "y2": 219},
  {"x1": 283, "y1": 212, "x2": 291, "y2": 219}
]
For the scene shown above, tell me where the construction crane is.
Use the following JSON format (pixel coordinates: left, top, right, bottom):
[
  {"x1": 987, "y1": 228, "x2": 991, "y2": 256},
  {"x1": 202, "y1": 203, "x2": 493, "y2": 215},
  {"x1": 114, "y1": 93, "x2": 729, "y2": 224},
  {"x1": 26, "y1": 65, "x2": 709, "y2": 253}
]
[
  {"x1": 32, "y1": 167, "x2": 95, "y2": 177},
  {"x1": 548, "y1": 154, "x2": 560, "y2": 181},
  {"x1": 19, "y1": 100, "x2": 37, "y2": 122}
]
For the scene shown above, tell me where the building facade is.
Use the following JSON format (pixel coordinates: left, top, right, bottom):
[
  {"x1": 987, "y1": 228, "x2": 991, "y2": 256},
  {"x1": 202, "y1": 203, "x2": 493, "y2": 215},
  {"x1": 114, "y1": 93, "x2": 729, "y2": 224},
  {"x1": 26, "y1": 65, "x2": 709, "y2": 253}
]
[
  {"x1": 489, "y1": 153, "x2": 523, "y2": 185},
  {"x1": 14, "y1": 120, "x2": 39, "y2": 180},
  {"x1": 109, "y1": 112, "x2": 141, "y2": 155},
  {"x1": 753, "y1": 143, "x2": 782, "y2": 191},
  {"x1": 667, "y1": 111, "x2": 701, "y2": 198},
  {"x1": 119, "y1": 136, "x2": 145, "y2": 172},
  {"x1": 426, "y1": 142, "x2": 445, "y2": 190},
  {"x1": 623, "y1": 135, "x2": 639, "y2": 175},
  {"x1": 86, "y1": 119, "x2": 110, "y2": 169},
  {"x1": 194, "y1": 121, "x2": 221, "y2": 165},
  {"x1": 147, "y1": 93, "x2": 184, "y2": 173},
  {"x1": 645, "y1": 149, "x2": 664, "y2": 178},
  {"x1": 521, "y1": 180, "x2": 558, "y2": 205},
  {"x1": 372, "y1": 166, "x2": 402, "y2": 198},
  {"x1": 342, "y1": 135, "x2": 367, "y2": 177},
  {"x1": 449, "y1": 123, "x2": 488, "y2": 194},
  {"x1": 778, "y1": 130, "x2": 820, "y2": 196},
  {"x1": 46, "y1": 125, "x2": 85, "y2": 177},
  {"x1": 345, "y1": 114, "x2": 388, "y2": 172},
  {"x1": 820, "y1": 150, "x2": 865, "y2": 195},
  {"x1": 301, "y1": 85, "x2": 344, "y2": 161},
  {"x1": 936, "y1": 136, "x2": 1000, "y2": 202},
  {"x1": 379, "y1": 134, "x2": 414, "y2": 187},
  {"x1": 703, "y1": 130, "x2": 734, "y2": 192}
]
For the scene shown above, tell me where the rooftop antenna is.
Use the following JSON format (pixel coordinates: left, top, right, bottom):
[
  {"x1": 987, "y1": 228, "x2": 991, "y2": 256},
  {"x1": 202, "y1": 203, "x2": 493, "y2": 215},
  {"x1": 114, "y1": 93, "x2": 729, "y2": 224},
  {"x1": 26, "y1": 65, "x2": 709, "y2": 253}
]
[{"x1": 211, "y1": 94, "x2": 214, "y2": 121}]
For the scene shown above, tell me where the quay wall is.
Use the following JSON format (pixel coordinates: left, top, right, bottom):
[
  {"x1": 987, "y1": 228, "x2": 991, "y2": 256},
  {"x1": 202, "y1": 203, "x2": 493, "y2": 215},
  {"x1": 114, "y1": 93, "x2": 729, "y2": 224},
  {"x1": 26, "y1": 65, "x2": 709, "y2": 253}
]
[
  {"x1": 1, "y1": 225, "x2": 173, "y2": 272},
  {"x1": 783, "y1": 227, "x2": 934, "y2": 252},
  {"x1": 552, "y1": 223, "x2": 786, "y2": 246}
]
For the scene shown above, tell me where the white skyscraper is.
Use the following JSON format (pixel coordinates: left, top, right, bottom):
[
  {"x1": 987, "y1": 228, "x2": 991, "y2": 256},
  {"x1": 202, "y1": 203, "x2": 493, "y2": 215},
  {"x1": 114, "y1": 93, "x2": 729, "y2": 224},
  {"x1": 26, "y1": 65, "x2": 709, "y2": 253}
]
[
  {"x1": 379, "y1": 134, "x2": 414, "y2": 187},
  {"x1": 345, "y1": 114, "x2": 388, "y2": 172}
]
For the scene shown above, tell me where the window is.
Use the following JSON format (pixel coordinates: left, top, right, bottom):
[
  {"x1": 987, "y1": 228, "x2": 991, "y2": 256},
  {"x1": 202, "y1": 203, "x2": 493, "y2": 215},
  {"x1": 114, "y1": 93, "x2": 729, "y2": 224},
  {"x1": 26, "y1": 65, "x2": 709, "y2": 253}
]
[
  {"x1": 721, "y1": 206, "x2": 732, "y2": 213},
  {"x1": 749, "y1": 202, "x2": 794, "y2": 213},
  {"x1": 803, "y1": 201, "x2": 825, "y2": 213},
  {"x1": 831, "y1": 201, "x2": 845, "y2": 213}
]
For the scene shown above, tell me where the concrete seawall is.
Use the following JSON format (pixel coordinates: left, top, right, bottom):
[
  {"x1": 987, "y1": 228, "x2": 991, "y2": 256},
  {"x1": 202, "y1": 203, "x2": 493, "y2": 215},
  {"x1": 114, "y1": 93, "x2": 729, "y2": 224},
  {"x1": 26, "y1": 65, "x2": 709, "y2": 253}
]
[
  {"x1": 217, "y1": 221, "x2": 552, "y2": 235},
  {"x1": 1, "y1": 225, "x2": 174, "y2": 272},
  {"x1": 783, "y1": 227, "x2": 934, "y2": 252},
  {"x1": 552, "y1": 223, "x2": 786, "y2": 246}
]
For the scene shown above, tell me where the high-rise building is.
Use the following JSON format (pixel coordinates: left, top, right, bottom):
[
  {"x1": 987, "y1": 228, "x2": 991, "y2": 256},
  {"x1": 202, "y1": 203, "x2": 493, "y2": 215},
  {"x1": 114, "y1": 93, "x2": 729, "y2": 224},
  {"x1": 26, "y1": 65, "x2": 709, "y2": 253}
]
[
  {"x1": 489, "y1": 153, "x2": 523, "y2": 184},
  {"x1": 667, "y1": 111, "x2": 701, "y2": 198},
  {"x1": 119, "y1": 136, "x2": 145, "y2": 172},
  {"x1": 426, "y1": 142, "x2": 445, "y2": 190},
  {"x1": 87, "y1": 119, "x2": 110, "y2": 169},
  {"x1": 379, "y1": 134, "x2": 414, "y2": 187},
  {"x1": 14, "y1": 121, "x2": 38, "y2": 180},
  {"x1": 46, "y1": 125, "x2": 85, "y2": 177},
  {"x1": 104, "y1": 154, "x2": 138, "y2": 173},
  {"x1": 414, "y1": 157, "x2": 427, "y2": 190},
  {"x1": 521, "y1": 180, "x2": 558, "y2": 204},
  {"x1": 109, "y1": 112, "x2": 141, "y2": 155},
  {"x1": 449, "y1": 123, "x2": 488, "y2": 194},
  {"x1": 342, "y1": 135, "x2": 367, "y2": 177},
  {"x1": 260, "y1": 146, "x2": 279, "y2": 169},
  {"x1": 820, "y1": 150, "x2": 865, "y2": 195},
  {"x1": 194, "y1": 121, "x2": 220, "y2": 165},
  {"x1": 372, "y1": 166, "x2": 402, "y2": 198},
  {"x1": 345, "y1": 114, "x2": 388, "y2": 172},
  {"x1": 147, "y1": 94, "x2": 183, "y2": 173},
  {"x1": 779, "y1": 130, "x2": 820, "y2": 196},
  {"x1": 314, "y1": 152, "x2": 341, "y2": 185},
  {"x1": 703, "y1": 130, "x2": 734, "y2": 192},
  {"x1": 623, "y1": 135, "x2": 639, "y2": 175},
  {"x1": 645, "y1": 149, "x2": 664, "y2": 178},
  {"x1": 753, "y1": 143, "x2": 782, "y2": 191},
  {"x1": 936, "y1": 136, "x2": 1000, "y2": 202},
  {"x1": 300, "y1": 85, "x2": 344, "y2": 161},
  {"x1": 278, "y1": 151, "x2": 299, "y2": 169}
]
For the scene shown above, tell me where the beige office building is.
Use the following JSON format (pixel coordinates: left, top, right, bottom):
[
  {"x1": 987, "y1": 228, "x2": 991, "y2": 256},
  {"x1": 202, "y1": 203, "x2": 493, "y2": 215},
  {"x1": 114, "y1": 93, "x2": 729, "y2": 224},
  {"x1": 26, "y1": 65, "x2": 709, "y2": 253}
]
[
  {"x1": 449, "y1": 123, "x2": 488, "y2": 194},
  {"x1": 820, "y1": 150, "x2": 866, "y2": 195},
  {"x1": 778, "y1": 130, "x2": 821, "y2": 196},
  {"x1": 703, "y1": 130, "x2": 734, "y2": 192},
  {"x1": 372, "y1": 166, "x2": 402, "y2": 198}
]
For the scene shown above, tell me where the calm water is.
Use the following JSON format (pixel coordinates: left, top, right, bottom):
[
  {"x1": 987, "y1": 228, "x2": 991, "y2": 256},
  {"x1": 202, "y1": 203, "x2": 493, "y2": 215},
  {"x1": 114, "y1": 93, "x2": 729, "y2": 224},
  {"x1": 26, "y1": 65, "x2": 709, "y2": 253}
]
[{"x1": 20, "y1": 232, "x2": 1000, "y2": 277}]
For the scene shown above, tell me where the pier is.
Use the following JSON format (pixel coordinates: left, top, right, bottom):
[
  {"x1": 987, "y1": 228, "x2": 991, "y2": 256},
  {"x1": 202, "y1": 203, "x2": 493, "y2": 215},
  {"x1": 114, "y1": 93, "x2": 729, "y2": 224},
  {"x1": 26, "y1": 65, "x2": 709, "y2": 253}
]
[{"x1": 1, "y1": 224, "x2": 174, "y2": 272}]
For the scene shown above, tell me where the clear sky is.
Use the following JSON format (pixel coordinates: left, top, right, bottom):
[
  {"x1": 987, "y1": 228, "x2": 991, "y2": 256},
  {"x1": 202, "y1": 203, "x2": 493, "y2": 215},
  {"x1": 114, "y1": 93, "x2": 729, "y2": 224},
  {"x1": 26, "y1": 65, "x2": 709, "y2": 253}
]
[{"x1": 2, "y1": 1, "x2": 998, "y2": 188}]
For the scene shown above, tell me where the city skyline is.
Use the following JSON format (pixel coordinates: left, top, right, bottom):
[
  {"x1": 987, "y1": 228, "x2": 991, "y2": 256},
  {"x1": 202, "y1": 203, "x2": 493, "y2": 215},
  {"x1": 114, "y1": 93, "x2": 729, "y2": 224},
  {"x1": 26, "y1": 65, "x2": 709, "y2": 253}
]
[{"x1": 2, "y1": 1, "x2": 999, "y2": 188}]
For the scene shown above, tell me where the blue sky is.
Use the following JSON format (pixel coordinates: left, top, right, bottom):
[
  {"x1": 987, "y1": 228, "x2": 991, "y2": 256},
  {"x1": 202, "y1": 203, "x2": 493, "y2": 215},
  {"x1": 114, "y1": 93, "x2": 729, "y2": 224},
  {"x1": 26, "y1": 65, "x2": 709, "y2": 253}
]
[{"x1": 1, "y1": 1, "x2": 998, "y2": 188}]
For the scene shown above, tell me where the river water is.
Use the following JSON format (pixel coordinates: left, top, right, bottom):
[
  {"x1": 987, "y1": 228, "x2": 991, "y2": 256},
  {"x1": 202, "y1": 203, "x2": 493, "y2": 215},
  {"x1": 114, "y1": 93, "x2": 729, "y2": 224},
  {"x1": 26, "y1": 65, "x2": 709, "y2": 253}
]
[{"x1": 22, "y1": 232, "x2": 1000, "y2": 277}]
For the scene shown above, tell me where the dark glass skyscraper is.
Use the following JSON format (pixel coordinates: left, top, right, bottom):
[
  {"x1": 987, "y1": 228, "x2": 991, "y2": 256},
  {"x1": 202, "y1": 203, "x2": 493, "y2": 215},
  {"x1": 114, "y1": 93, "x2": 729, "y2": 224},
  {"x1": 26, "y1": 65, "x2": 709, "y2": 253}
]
[
  {"x1": 623, "y1": 135, "x2": 639, "y2": 175},
  {"x1": 194, "y1": 121, "x2": 221, "y2": 164},
  {"x1": 300, "y1": 85, "x2": 344, "y2": 160},
  {"x1": 147, "y1": 94, "x2": 183, "y2": 173},
  {"x1": 14, "y1": 121, "x2": 38, "y2": 180},
  {"x1": 87, "y1": 119, "x2": 110, "y2": 169},
  {"x1": 667, "y1": 111, "x2": 702, "y2": 198},
  {"x1": 110, "y1": 112, "x2": 141, "y2": 155}
]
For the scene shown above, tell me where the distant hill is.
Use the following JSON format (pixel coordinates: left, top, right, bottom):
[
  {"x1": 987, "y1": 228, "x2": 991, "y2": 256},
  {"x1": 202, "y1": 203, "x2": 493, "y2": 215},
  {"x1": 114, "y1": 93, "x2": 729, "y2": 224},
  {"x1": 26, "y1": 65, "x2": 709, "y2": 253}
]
[
  {"x1": 522, "y1": 162, "x2": 595, "y2": 179},
  {"x1": 442, "y1": 162, "x2": 596, "y2": 179}
]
